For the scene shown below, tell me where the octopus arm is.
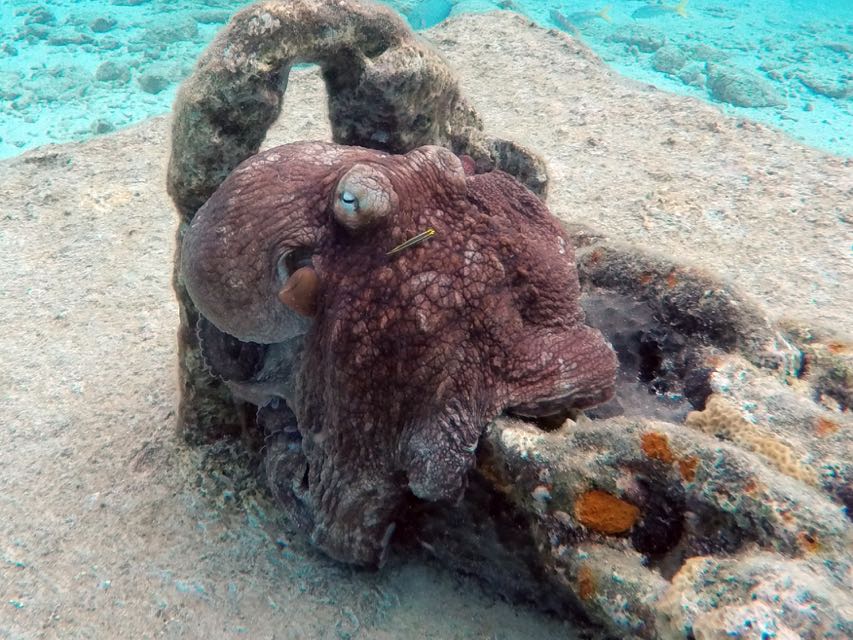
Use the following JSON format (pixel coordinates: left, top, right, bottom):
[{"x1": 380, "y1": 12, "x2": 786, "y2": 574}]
[
  {"x1": 307, "y1": 454, "x2": 404, "y2": 567},
  {"x1": 399, "y1": 395, "x2": 489, "y2": 502},
  {"x1": 504, "y1": 324, "x2": 618, "y2": 415}
]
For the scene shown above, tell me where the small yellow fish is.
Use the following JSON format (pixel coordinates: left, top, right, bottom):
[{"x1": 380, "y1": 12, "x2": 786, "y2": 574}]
[
  {"x1": 550, "y1": 5, "x2": 612, "y2": 32},
  {"x1": 632, "y1": 0, "x2": 688, "y2": 19},
  {"x1": 386, "y1": 228, "x2": 436, "y2": 256}
]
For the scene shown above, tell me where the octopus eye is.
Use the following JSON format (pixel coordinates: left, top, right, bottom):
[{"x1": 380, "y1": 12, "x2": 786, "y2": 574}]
[
  {"x1": 275, "y1": 247, "x2": 313, "y2": 281},
  {"x1": 332, "y1": 164, "x2": 398, "y2": 232},
  {"x1": 339, "y1": 191, "x2": 359, "y2": 212},
  {"x1": 275, "y1": 253, "x2": 289, "y2": 282}
]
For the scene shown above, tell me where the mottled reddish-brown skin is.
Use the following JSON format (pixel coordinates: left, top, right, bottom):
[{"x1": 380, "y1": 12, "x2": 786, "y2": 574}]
[{"x1": 181, "y1": 141, "x2": 617, "y2": 565}]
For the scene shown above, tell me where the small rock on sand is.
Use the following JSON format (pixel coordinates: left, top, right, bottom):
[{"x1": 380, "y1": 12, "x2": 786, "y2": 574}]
[{"x1": 705, "y1": 63, "x2": 786, "y2": 107}]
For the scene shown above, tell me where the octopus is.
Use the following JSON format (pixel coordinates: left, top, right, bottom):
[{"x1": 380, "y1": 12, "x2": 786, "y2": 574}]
[{"x1": 180, "y1": 141, "x2": 617, "y2": 566}]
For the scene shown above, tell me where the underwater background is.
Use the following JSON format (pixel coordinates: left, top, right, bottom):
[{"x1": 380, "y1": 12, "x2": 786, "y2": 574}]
[
  {"x1": 2, "y1": 2, "x2": 852, "y2": 638},
  {"x1": 0, "y1": 0, "x2": 851, "y2": 160}
]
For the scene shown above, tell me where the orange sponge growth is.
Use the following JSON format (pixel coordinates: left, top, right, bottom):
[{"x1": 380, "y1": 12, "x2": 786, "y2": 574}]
[
  {"x1": 814, "y1": 417, "x2": 839, "y2": 437},
  {"x1": 678, "y1": 456, "x2": 699, "y2": 481},
  {"x1": 641, "y1": 432, "x2": 675, "y2": 463},
  {"x1": 574, "y1": 490, "x2": 640, "y2": 535},
  {"x1": 577, "y1": 565, "x2": 596, "y2": 600}
]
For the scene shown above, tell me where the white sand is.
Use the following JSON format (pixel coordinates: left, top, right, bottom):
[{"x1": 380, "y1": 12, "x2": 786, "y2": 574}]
[{"x1": 1, "y1": 12, "x2": 850, "y2": 639}]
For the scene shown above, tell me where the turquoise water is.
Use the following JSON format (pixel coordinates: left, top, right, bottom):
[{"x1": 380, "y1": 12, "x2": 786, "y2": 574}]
[{"x1": 0, "y1": 0, "x2": 851, "y2": 159}]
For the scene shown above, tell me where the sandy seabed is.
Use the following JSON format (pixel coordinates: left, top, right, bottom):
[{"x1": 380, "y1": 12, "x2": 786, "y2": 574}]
[{"x1": 1, "y1": 12, "x2": 850, "y2": 639}]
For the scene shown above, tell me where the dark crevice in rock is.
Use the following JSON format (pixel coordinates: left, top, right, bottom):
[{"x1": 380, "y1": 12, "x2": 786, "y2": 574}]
[
  {"x1": 395, "y1": 448, "x2": 594, "y2": 626},
  {"x1": 197, "y1": 315, "x2": 267, "y2": 382},
  {"x1": 630, "y1": 477, "x2": 686, "y2": 558},
  {"x1": 581, "y1": 289, "x2": 695, "y2": 423}
]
